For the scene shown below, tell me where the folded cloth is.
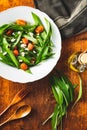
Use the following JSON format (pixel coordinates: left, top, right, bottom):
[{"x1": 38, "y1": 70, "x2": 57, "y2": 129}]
[{"x1": 34, "y1": 0, "x2": 87, "y2": 39}]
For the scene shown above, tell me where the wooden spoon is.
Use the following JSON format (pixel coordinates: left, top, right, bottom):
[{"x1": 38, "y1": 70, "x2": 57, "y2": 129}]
[{"x1": 0, "y1": 105, "x2": 31, "y2": 127}]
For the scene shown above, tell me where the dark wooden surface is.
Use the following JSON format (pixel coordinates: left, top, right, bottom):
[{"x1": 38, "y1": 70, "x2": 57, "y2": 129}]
[{"x1": 0, "y1": 1, "x2": 87, "y2": 130}]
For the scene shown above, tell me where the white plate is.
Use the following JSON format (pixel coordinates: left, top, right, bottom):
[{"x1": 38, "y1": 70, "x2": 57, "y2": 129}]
[{"x1": 0, "y1": 6, "x2": 61, "y2": 83}]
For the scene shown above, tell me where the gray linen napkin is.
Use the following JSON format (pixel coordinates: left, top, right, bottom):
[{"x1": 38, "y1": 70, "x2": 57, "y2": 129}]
[{"x1": 34, "y1": 0, "x2": 87, "y2": 39}]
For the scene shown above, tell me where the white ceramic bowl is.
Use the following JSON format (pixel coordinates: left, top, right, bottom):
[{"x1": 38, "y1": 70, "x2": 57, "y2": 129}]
[{"x1": 0, "y1": 6, "x2": 61, "y2": 83}]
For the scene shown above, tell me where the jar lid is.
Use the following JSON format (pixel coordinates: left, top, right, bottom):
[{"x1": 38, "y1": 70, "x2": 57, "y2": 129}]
[{"x1": 78, "y1": 51, "x2": 87, "y2": 65}]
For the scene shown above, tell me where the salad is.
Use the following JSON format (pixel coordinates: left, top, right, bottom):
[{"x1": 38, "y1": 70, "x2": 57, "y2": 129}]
[{"x1": 0, "y1": 12, "x2": 54, "y2": 73}]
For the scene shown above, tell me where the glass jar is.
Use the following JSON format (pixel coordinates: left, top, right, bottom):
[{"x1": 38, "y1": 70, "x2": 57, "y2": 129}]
[{"x1": 68, "y1": 51, "x2": 87, "y2": 72}]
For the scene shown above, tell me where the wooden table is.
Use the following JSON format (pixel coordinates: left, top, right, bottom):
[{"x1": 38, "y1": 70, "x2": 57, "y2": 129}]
[{"x1": 0, "y1": 0, "x2": 87, "y2": 130}]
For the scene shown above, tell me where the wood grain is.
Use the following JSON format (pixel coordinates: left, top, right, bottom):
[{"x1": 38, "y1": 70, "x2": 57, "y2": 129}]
[{"x1": 0, "y1": 0, "x2": 87, "y2": 130}]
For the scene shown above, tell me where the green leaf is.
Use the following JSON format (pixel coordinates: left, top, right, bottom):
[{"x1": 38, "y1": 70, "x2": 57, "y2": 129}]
[
  {"x1": 0, "y1": 24, "x2": 10, "y2": 35},
  {"x1": 25, "y1": 69, "x2": 32, "y2": 74},
  {"x1": 32, "y1": 12, "x2": 47, "y2": 38},
  {"x1": 56, "y1": 70, "x2": 74, "y2": 102},
  {"x1": 3, "y1": 38, "x2": 19, "y2": 68},
  {"x1": 49, "y1": 76, "x2": 63, "y2": 105},
  {"x1": 42, "y1": 113, "x2": 54, "y2": 125},
  {"x1": 23, "y1": 34, "x2": 37, "y2": 44},
  {"x1": 9, "y1": 24, "x2": 24, "y2": 31},
  {"x1": 44, "y1": 18, "x2": 52, "y2": 43},
  {"x1": 52, "y1": 104, "x2": 61, "y2": 130},
  {"x1": 72, "y1": 74, "x2": 82, "y2": 108},
  {"x1": 32, "y1": 12, "x2": 42, "y2": 25},
  {"x1": 18, "y1": 56, "x2": 34, "y2": 66},
  {"x1": 0, "y1": 53, "x2": 16, "y2": 67},
  {"x1": 12, "y1": 31, "x2": 22, "y2": 48},
  {"x1": 51, "y1": 76, "x2": 70, "y2": 106}
]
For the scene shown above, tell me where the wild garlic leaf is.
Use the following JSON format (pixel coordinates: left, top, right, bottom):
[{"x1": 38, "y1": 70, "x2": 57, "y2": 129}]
[
  {"x1": 72, "y1": 74, "x2": 82, "y2": 108},
  {"x1": 52, "y1": 104, "x2": 61, "y2": 130}
]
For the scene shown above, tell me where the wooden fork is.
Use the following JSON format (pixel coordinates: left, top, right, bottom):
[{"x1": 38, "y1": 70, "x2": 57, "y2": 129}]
[{"x1": 0, "y1": 87, "x2": 29, "y2": 116}]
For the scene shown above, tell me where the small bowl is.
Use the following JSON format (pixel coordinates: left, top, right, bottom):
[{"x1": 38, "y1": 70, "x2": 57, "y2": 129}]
[{"x1": 0, "y1": 6, "x2": 61, "y2": 83}]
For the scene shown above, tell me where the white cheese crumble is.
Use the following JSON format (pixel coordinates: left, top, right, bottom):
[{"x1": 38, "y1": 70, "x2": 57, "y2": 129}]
[
  {"x1": 20, "y1": 44, "x2": 26, "y2": 48},
  {"x1": 3, "y1": 52, "x2": 7, "y2": 55},
  {"x1": 21, "y1": 52, "x2": 25, "y2": 56},
  {"x1": 11, "y1": 38, "x2": 16, "y2": 42},
  {"x1": 19, "y1": 59, "x2": 23, "y2": 62},
  {"x1": 18, "y1": 31, "x2": 21, "y2": 34}
]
